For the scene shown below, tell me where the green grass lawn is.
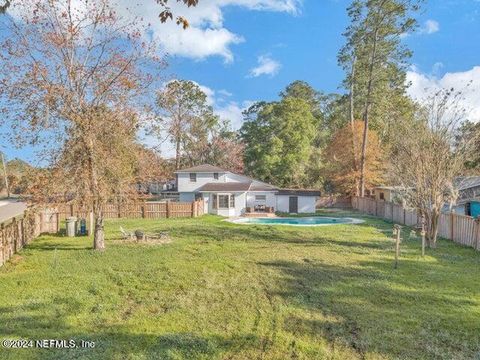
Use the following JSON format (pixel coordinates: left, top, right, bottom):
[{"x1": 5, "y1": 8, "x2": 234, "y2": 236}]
[{"x1": 1, "y1": 212, "x2": 480, "y2": 359}]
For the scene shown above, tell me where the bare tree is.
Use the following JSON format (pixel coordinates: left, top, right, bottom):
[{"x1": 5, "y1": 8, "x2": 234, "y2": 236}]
[
  {"x1": 1, "y1": 0, "x2": 200, "y2": 25},
  {"x1": 390, "y1": 89, "x2": 477, "y2": 248},
  {"x1": 0, "y1": 0, "x2": 164, "y2": 250},
  {"x1": 0, "y1": 152, "x2": 10, "y2": 198}
]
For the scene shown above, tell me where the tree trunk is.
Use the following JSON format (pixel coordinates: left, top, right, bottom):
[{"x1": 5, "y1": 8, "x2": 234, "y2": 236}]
[
  {"x1": 359, "y1": 28, "x2": 379, "y2": 197},
  {"x1": 422, "y1": 209, "x2": 439, "y2": 249},
  {"x1": 359, "y1": 110, "x2": 369, "y2": 197},
  {"x1": 429, "y1": 210, "x2": 439, "y2": 248},
  {"x1": 86, "y1": 139, "x2": 104, "y2": 251},
  {"x1": 175, "y1": 135, "x2": 181, "y2": 170},
  {"x1": 93, "y1": 210, "x2": 105, "y2": 251},
  {"x1": 349, "y1": 54, "x2": 360, "y2": 195}
]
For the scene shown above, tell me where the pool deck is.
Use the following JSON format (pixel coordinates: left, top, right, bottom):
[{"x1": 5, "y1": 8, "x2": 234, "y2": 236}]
[{"x1": 243, "y1": 212, "x2": 276, "y2": 218}]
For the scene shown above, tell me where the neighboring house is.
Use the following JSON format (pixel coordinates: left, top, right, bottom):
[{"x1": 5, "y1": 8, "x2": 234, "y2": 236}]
[
  {"x1": 451, "y1": 177, "x2": 480, "y2": 216},
  {"x1": 175, "y1": 164, "x2": 320, "y2": 217},
  {"x1": 456, "y1": 176, "x2": 480, "y2": 201},
  {"x1": 371, "y1": 178, "x2": 480, "y2": 217},
  {"x1": 136, "y1": 180, "x2": 176, "y2": 195},
  {"x1": 372, "y1": 186, "x2": 405, "y2": 204}
]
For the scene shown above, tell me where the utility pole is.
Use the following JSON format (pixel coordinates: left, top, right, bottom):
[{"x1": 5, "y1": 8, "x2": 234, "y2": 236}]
[{"x1": 1, "y1": 152, "x2": 10, "y2": 198}]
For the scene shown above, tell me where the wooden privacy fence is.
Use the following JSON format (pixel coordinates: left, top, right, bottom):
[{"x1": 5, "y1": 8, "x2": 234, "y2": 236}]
[
  {"x1": 0, "y1": 208, "x2": 59, "y2": 268},
  {"x1": 317, "y1": 196, "x2": 352, "y2": 209},
  {"x1": 55, "y1": 200, "x2": 205, "y2": 221},
  {"x1": 352, "y1": 196, "x2": 480, "y2": 250}
]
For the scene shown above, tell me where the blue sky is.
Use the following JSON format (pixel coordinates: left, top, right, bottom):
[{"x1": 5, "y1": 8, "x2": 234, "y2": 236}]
[
  {"x1": 164, "y1": 0, "x2": 480, "y2": 130},
  {"x1": 2, "y1": 0, "x2": 480, "y2": 163}
]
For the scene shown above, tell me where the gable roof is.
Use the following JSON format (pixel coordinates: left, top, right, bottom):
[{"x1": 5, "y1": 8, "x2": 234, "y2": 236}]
[
  {"x1": 175, "y1": 164, "x2": 226, "y2": 173},
  {"x1": 197, "y1": 181, "x2": 278, "y2": 192},
  {"x1": 455, "y1": 176, "x2": 480, "y2": 191},
  {"x1": 197, "y1": 182, "x2": 253, "y2": 192},
  {"x1": 277, "y1": 189, "x2": 321, "y2": 196},
  {"x1": 249, "y1": 182, "x2": 278, "y2": 191}
]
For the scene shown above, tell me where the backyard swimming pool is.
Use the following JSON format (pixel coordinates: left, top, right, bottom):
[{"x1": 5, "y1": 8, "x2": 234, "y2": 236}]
[{"x1": 229, "y1": 217, "x2": 364, "y2": 226}]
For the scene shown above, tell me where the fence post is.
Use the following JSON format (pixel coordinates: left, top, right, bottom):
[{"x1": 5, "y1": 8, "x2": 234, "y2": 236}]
[
  {"x1": 475, "y1": 218, "x2": 480, "y2": 251},
  {"x1": 141, "y1": 203, "x2": 146, "y2": 219},
  {"x1": 117, "y1": 204, "x2": 121, "y2": 218},
  {"x1": 450, "y1": 212, "x2": 455, "y2": 241},
  {"x1": 166, "y1": 201, "x2": 171, "y2": 218},
  {"x1": 12, "y1": 218, "x2": 17, "y2": 253},
  {"x1": 20, "y1": 217, "x2": 25, "y2": 248}
]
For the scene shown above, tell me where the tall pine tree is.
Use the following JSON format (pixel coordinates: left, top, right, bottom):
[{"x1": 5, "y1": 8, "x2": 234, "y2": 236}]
[{"x1": 339, "y1": 0, "x2": 421, "y2": 196}]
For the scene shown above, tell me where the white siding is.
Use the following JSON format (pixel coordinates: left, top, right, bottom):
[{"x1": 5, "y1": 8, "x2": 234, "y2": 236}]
[
  {"x1": 246, "y1": 192, "x2": 276, "y2": 209},
  {"x1": 177, "y1": 172, "x2": 227, "y2": 192},
  {"x1": 206, "y1": 192, "x2": 247, "y2": 217},
  {"x1": 224, "y1": 173, "x2": 248, "y2": 183},
  {"x1": 276, "y1": 196, "x2": 290, "y2": 213},
  {"x1": 179, "y1": 192, "x2": 195, "y2": 202},
  {"x1": 276, "y1": 195, "x2": 317, "y2": 213}
]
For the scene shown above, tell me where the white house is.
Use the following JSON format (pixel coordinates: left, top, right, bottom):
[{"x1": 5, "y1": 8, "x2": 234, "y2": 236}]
[{"x1": 175, "y1": 164, "x2": 320, "y2": 217}]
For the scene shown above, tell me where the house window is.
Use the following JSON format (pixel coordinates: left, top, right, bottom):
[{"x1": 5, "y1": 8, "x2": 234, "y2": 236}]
[
  {"x1": 190, "y1": 173, "x2": 197, "y2": 182},
  {"x1": 214, "y1": 172, "x2": 219, "y2": 180},
  {"x1": 380, "y1": 192, "x2": 385, "y2": 200},
  {"x1": 218, "y1": 195, "x2": 229, "y2": 209},
  {"x1": 255, "y1": 195, "x2": 267, "y2": 201},
  {"x1": 212, "y1": 194, "x2": 234, "y2": 209}
]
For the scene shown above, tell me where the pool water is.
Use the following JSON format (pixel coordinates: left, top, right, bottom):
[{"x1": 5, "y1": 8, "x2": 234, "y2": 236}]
[{"x1": 230, "y1": 217, "x2": 363, "y2": 226}]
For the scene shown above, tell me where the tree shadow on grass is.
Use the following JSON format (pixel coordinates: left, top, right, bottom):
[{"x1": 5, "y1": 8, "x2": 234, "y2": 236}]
[
  {"x1": 0, "y1": 299, "x2": 260, "y2": 360},
  {"x1": 258, "y1": 258, "x2": 480, "y2": 359},
  {"x1": 25, "y1": 241, "x2": 91, "y2": 252}
]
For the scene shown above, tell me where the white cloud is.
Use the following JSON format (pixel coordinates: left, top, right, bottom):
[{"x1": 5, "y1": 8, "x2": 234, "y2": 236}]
[
  {"x1": 402, "y1": 19, "x2": 440, "y2": 38},
  {"x1": 215, "y1": 102, "x2": 246, "y2": 128},
  {"x1": 248, "y1": 55, "x2": 282, "y2": 77},
  {"x1": 421, "y1": 19, "x2": 440, "y2": 34},
  {"x1": 218, "y1": 89, "x2": 233, "y2": 97},
  {"x1": 432, "y1": 62, "x2": 444, "y2": 75},
  {"x1": 10, "y1": 0, "x2": 301, "y2": 62},
  {"x1": 407, "y1": 66, "x2": 480, "y2": 122},
  {"x1": 119, "y1": 0, "x2": 301, "y2": 62},
  {"x1": 194, "y1": 84, "x2": 252, "y2": 129}
]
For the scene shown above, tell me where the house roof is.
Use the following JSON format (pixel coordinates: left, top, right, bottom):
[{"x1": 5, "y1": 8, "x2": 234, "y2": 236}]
[
  {"x1": 455, "y1": 177, "x2": 480, "y2": 191},
  {"x1": 277, "y1": 189, "x2": 321, "y2": 196},
  {"x1": 197, "y1": 181, "x2": 278, "y2": 193},
  {"x1": 197, "y1": 182, "x2": 253, "y2": 192},
  {"x1": 249, "y1": 183, "x2": 278, "y2": 191},
  {"x1": 175, "y1": 164, "x2": 226, "y2": 173}
]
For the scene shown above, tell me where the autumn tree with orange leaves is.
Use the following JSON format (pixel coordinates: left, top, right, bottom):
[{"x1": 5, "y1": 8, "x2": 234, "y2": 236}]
[
  {"x1": 326, "y1": 121, "x2": 384, "y2": 195},
  {"x1": 0, "y1": 0, "x2": 177, "y2": 250}
]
